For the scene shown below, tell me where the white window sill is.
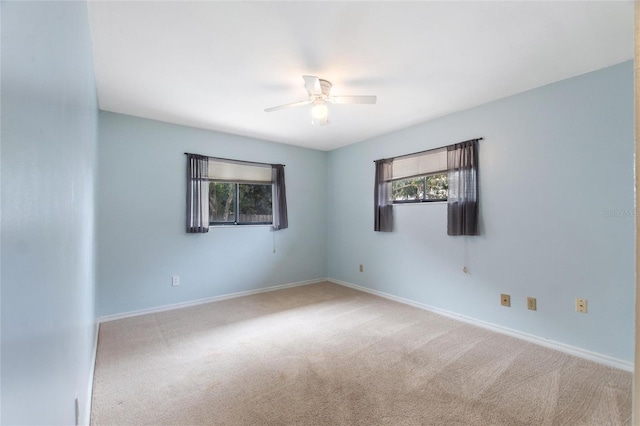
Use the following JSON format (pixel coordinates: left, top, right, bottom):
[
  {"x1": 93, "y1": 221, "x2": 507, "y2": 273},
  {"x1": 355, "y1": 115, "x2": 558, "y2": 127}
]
[
  {"x1": 208, "y1": 224, "x2": 273, "y2": 229},
  {"x1": 392, "y1": 201, "x2": 447, "y2": 206}
]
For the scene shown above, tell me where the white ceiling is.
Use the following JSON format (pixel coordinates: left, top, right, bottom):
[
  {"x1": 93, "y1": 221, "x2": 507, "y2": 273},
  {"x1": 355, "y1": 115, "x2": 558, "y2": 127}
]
[{"x1": 88, "y1": 1, "x2": 634, "y2": 151}]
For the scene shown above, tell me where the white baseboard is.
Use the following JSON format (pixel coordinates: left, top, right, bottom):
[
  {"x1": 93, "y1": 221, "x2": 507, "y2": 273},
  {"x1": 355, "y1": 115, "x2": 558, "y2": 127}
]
[
  {"x1": 98, "y1": 278, "x2": 327, "y2": 323},
  {"x1": 83, "y1": 320, "x2": 99, "y2": 426},
  {"x1": 328, "y1": 278, "x2": 633, "y2": 372}
]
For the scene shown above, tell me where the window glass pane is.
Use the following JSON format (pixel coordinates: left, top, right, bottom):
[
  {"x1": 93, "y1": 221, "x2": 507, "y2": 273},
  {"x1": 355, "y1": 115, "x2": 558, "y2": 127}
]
[
  {"x1": 209, "y1": 182, "x2": 235, "y2": 222},
  {"x1": 392, "y1": 174, "x2": 447, "y2": 202},
  {"x1": 238, "y1": 184, "x2": 272, "y2": 223},
  {"x1": 425, "y1": 174, "x2": 448, "y2": 200},
  {"x1": 392, "y1": 177, "x2": 424, "y2": 201}
]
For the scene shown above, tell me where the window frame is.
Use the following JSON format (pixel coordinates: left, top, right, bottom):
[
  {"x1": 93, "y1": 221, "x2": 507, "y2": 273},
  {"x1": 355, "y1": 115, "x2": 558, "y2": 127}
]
[
  {"x1": 209, "y1": 181, "x2": 274, "y2": 226},
  {"x1": 382, "y1": 145, "x2": 449, "y2": 206},
  {"x1": 391, "y1": 171, "x2": 448, "y2": 204}
]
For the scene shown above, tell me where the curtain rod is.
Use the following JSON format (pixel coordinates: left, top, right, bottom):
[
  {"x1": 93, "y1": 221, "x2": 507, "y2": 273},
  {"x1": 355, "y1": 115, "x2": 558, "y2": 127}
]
[
  {"x1": 373, "y1": 137, "x2": 483, "y2": 163},
  {"x1": 184, "y1": 152, "x2": 284, "y2": 167}
]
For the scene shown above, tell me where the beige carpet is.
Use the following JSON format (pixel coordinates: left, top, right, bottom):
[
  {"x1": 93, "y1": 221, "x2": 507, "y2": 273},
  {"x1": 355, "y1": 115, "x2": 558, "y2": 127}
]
[{"x1": 91, "y1": 282, "x2": 632, "y2": 425}]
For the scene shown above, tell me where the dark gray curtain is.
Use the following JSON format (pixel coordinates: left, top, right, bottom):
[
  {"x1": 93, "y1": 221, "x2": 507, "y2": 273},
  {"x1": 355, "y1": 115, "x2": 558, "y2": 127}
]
[
  {"x1": 374, "y1": 159, "x2": 393, "y2": 232},
  {"x1": 186, "y1": 154, "x2": 209, "y2": 233},
  {"x1": 272, "y1": 164, "x2": 288, "y2": 230},
  {"x1": 447, "y1": 140, "x2": 479, "y2": 236}
]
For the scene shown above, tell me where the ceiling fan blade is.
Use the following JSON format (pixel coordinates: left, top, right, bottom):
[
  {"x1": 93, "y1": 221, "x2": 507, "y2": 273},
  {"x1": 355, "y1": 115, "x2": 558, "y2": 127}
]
[
  {"x1": 329, "y1": 95, "x2": 377, "y2": 105},
  {"x1": 303, "y1": 75, "x2": 322, "y2": 96},
  {"x1": 264, "y1": 100, "x2": 312, "y2": 113}
]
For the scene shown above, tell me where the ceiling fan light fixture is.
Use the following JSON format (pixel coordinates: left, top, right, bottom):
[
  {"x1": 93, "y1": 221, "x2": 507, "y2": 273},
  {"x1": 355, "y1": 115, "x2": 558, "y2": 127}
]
[
  {"x1": 311, "y1": 101, "x2": 329, "y2": 126},
  {"x1": 265, "y1": 75, "x2": 376, "y2": 126}
]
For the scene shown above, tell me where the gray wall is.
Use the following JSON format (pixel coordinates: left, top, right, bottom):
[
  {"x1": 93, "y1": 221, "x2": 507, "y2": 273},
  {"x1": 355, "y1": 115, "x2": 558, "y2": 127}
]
[
  {"x1": 1, "y1": 2, "x2": 98, "y2": 424},
  {"x1": 327, "y1": 61, "x2": 634, "y2": 363},
  {"x1": 97, "y1": 112, "x2": 328, "y2": 317}
]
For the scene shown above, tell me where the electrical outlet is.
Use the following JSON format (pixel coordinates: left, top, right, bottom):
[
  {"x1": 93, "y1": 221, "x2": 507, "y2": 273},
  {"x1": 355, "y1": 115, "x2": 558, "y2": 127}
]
[
  {"x1": 359, "y1": 264, "x2": 364, "y2": 273},
  {"x1": 576, "y1": 298, "x2": 587, "y2": 313},
  {"x1": 172, "y1": 276, "x2": 180, "y2": 286},
  {"x1": 527, "y1": 297, "x2": 537, "y2": 311},
  {"x1": 500, "y1": 294, "x2": 511, "y2": 307}
]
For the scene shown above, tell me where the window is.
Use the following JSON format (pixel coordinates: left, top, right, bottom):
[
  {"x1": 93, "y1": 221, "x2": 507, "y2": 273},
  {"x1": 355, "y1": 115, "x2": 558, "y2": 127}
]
[
  {"x1": 186, "y1": 153, "x2": 288, "y2": 233},
  {"x1": 209, "y1": 182, "x2": 273, "y2": 225},
  {"x1": 390, "y1": 147, "x2": 448, "y2": 204},
  {"x1": 374, "y1": 138, "x2": 480, "y2": 234},
  {"x1": 207, "y1": 158, "x2": 273, "y2": 226},
  {"x1": 392, "y1": 173, "x2": 447, "y2": 202}
]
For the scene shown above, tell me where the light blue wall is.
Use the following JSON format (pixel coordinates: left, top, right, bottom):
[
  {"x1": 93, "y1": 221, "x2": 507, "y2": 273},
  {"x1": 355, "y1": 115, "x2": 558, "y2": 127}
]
[
  {"x1": 327, "y1": 61, "x2": 635, "y2": 362},
  {"x1": 1, "y1": 1, "x2": 98, "y2": 425},
  {"x1": 97, "y1": 112, "x2": 327, "y2": 317},
  {"x1": 0, "y1": 2, "x2": 632, "y2": 423}
]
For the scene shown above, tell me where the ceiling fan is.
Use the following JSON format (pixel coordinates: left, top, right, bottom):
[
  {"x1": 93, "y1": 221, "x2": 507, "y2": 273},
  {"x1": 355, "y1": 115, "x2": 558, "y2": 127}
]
[{"x1": 264, "y1": 75, "x2": 377, "y2": 126}]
